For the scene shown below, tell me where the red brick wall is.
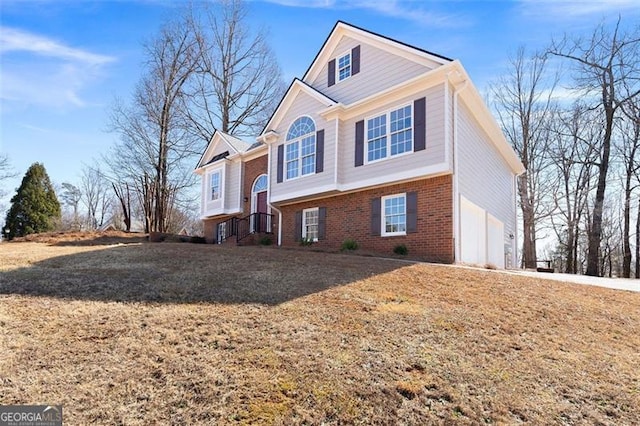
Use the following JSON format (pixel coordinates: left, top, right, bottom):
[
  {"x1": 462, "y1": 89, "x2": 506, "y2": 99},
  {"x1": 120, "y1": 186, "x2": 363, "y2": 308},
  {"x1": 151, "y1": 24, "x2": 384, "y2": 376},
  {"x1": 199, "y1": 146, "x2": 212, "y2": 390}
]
[
  {"x1": 243, "y1": 155, "x2": 268, "y2": 211},
  {"x1": 278, "y1": 175, "x2": 453, "y2": 262},
  {"x1": 203, "y1": 154, "x2": 280, "y2": 243}
]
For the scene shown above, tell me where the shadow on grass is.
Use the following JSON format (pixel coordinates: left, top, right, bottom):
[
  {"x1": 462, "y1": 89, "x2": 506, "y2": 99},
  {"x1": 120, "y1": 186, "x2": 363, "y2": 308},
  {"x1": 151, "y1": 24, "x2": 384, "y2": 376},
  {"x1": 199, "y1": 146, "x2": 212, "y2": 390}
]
[{"x1": 0, "y1": 243, "x2": 407, "y2": 305}]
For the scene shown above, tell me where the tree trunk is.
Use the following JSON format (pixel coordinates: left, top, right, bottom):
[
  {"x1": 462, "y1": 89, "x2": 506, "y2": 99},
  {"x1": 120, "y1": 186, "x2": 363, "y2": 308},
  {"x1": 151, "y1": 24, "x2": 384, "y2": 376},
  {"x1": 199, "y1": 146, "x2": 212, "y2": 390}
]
[
  {"x1": 636, "y1": 198, "x2": 640, "y2": 278},
  {"x1": 622, "y1": 175, "x2": 632, "y2": 278},
  {"x1": 586, "y1": 104, "x2": 614, "y2": 277},
  {"x1": 518, "y1": 173, "x2": 537, "y2": 268}
]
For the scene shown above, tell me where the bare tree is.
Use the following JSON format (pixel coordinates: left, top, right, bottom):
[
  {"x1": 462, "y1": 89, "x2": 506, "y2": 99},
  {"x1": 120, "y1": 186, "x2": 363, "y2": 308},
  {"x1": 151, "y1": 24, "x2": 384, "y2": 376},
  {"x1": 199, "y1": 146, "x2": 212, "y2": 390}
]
[
  {"x1": 80, "y1": 164, "x2": 112, "y2": 230},
  {"x1": 491, "y1": 48, "x2": 557, "y2": 268},
  {"x1": 616, "y1": 97, "x2": 640, "y2": 277},
  {"x1": 0, "y1": 154, "x2": 17, "y2": 198},
  {"x1": 108, "y1": 16, "x2": 200, "y2": 233},
  {"x1": 549, "y1": 18, "x2": 640, "y2": 276},
  {"x1": 548, "y1": 104, "x2": 599, "y2": 274},
  {"x1": 185, "y1": 0, "x2": 285, "y2": 140},
  {"x1": 60, "y1": 182, "x2": 82, "y2": 231},
  {"x1": 111, "y1": 180, "x2": 132, "y2": 232}
]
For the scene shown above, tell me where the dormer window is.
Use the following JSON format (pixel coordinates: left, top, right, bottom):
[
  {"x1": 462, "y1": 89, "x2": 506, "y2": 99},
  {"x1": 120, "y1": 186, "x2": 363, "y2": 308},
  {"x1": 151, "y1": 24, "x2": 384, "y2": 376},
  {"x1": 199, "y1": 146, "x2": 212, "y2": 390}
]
[
  {"x1": 328, "y1": 45, "x2": 360, "y2": 87},
  {"x1": 338, "y1": 52, "x2": 351, "y2": 81}
]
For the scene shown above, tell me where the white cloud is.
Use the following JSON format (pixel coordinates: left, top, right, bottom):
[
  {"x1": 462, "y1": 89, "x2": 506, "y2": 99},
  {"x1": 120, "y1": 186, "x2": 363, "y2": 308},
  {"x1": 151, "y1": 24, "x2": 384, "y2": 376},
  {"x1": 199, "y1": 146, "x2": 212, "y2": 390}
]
[
  {"x1": 261, "y1": 0, "x2": 470, "y2": 28},
  {"x1": 0, "y1": 26, "x2": 116, "y2": 111}
]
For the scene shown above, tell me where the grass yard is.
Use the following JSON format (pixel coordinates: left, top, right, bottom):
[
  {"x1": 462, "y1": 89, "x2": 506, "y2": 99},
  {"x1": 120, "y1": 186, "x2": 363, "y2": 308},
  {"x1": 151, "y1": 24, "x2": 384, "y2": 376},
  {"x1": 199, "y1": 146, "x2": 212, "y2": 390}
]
[{"x1": 1, "y1": 234, "x2": 639, "y2": 424}]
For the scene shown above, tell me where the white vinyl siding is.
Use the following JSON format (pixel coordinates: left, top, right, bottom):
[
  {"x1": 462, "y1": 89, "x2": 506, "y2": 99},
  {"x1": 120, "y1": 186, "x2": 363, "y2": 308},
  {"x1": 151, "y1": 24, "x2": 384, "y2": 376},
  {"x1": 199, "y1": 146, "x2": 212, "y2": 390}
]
[
  {"x1": 270, "y1": 91, "x2": 336, "y2": 202},
  {"x1": 339, "y1": 83, "x2": 447, "y2": 186},
  {"x1": 201, "y1": 160, "x2": 242, "y2": 217},
  {"x1": 311, "y1": 35, "x2": 438, "y2": 104},
  {"x1": 457, "y1": 100, "x2": 516, "y2": 250}
]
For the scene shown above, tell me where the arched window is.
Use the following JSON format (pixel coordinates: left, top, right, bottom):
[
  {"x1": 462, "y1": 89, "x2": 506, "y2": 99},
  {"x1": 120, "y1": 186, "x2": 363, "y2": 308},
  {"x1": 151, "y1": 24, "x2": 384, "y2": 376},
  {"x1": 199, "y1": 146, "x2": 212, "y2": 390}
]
[
  {"x1": 252, "y1": 174, "x2": 268, "y2": 193},
  {"x1": 285, "y1": 116, "x2": 316, "y2": 179}
]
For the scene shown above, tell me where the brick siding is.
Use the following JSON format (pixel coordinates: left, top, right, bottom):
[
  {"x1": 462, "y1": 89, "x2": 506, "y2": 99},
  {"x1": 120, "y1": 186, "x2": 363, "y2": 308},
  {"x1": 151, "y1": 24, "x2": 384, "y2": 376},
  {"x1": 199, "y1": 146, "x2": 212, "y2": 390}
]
[{"x1": 279, "y1": 175, "x2": 454, "y2": 262}]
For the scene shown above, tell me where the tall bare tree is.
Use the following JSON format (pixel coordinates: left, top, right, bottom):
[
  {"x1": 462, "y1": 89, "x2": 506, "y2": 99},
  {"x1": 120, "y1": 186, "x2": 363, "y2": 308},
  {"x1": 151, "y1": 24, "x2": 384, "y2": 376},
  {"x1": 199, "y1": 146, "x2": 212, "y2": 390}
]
[
  {"x1": 60, "y1": 182, "x2": 82, "y2": 230},
  {"x1": 491, "y1": 48, "x2": 557, "y2": 268},
  {"x1": 185, "y1": 0, "x2": 285, "y2": 140},
  {"x1": 548, "y1": 104, "x2": 599, "y2": 273},
  {"x1": 109, "y1": 16, "x2": 200, "y2": 233},
  {"x1": 80, "y1": 164, "x2": 112, "y2": 230},
  {"x1": 616, "y1": 98, "x2": 640, "y2": 277},
  {"x1": 0, "y1": 154, "x2": 17, "y2": 199},
  {"x1": 549, "y1": 18, "x2": 640, "y2": 276}
]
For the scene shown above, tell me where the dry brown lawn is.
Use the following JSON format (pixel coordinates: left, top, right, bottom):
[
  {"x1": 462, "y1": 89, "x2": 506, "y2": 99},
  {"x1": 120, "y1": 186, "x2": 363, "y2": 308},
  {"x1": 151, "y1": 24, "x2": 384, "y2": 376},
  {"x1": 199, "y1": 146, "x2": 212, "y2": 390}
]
[{"x1": 1, "y1": 235, "x2": 639, "y2": 425}]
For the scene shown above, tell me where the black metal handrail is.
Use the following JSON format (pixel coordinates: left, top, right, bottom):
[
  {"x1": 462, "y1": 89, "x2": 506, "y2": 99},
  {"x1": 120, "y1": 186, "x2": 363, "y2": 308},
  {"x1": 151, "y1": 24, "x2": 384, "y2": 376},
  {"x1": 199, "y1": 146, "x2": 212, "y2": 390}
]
[
  {"x1": 216, "y1": 213, "x2": 274, "y2": 244},
  {"x1": 216, "y1": 217, "x2": 237, "y2": 244},
  {"x1": 237, "y1": 212, "x2": 274, "y2": 243}
]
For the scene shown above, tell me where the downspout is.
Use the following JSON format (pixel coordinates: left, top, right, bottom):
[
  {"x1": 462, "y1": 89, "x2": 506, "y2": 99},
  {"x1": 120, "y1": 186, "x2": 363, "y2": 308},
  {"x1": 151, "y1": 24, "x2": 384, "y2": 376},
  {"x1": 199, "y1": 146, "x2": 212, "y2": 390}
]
[
  {"x1": 449, "y1": 71, "x2": 468, "y2": 263},
  {"x1": 334, "y1": 117, "x2": 339, "y2": 187},
  {"x1": 266, "y1": 143, "x2": 283, "y2": 246}
]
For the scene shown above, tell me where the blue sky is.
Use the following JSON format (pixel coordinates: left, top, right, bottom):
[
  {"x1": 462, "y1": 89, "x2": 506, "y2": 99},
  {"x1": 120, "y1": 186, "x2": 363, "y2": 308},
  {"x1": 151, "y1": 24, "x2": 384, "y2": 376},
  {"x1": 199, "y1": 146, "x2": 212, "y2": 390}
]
[{"x1": 0, "y1": 0, "x2": 637, "y2": 208}]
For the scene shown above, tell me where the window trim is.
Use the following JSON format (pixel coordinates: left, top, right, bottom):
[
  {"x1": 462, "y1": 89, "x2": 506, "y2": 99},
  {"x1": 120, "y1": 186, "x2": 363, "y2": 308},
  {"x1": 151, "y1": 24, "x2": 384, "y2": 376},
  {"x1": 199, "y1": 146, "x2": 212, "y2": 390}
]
[
  {"x1": 364, "y1": 103, "x2": 414, "y2": 165},
  {"x1": 208, "y1": 168, "x2": 223, "y2": 202},
  {"x1": 336, "y1": 50, "x2": 352, "y2": 82},
  {"x1": 381, "y1": 193, "x2": 407, "y2": 237},
  {"x1": 302, "y1": 207, "x2": 320, "y2": 242},
  {"x1": 285, "y1": 116, "x2": 316, "y2": 181}
]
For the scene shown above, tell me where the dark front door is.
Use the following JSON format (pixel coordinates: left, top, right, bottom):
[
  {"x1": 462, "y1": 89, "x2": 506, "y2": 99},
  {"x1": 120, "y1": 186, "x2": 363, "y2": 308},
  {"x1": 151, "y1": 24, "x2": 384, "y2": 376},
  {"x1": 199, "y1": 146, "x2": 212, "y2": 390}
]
[
  {"x1": 254, "y1": 191, "x2": 268, "y2": 233},
  {"x1": 256, "y1": 191, "x2": 267, "y2": 214}
]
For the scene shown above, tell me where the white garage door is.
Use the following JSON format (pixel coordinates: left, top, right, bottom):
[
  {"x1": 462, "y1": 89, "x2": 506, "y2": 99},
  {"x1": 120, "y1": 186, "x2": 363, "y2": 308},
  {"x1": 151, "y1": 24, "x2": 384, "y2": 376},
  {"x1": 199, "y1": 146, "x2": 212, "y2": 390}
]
[
  {"x1": 487, "y1": 213, "x2": 505, "y2": 268},
  {"x1": 460, "y1": 197, "x2": 505, "y2": 267},
  {"x1": 460, "y1": 196, "x2": 486, "y2": 265}
]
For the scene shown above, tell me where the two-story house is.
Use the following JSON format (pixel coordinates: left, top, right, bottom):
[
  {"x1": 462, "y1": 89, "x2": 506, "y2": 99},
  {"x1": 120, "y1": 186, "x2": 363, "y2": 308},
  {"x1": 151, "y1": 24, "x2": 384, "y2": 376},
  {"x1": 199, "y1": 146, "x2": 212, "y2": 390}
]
[{"x1": 196, "y1": 21, "x2": 524, "y2": 268}]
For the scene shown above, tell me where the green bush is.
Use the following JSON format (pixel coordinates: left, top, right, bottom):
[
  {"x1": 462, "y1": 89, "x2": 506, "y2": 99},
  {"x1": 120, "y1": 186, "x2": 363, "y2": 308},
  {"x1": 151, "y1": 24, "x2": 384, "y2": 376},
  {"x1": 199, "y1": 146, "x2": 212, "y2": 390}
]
[
  {"x1": 190, "y1": 236, "x2": 207, "y2": 244},
  {"x1": 258, "y1": 236, "x2": 273, "y2": 245},
  {"x1": 340, "y1": 238, "x2": 359, "y2": 251},
  {"x1": 393, "y1": 244, "x2": 408, "y2": 255}
]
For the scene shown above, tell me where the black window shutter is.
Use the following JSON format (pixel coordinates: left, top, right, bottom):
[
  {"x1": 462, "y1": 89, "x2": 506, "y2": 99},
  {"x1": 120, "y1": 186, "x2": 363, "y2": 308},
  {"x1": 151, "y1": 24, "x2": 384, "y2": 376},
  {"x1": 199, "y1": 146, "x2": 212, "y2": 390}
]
[
  {"x1": 406, "y1": 192, "x2": 418, "y2": 233},
  {"x1": 352, "y1": 45, "x2": 360, "y2": 75},
  {"x1": 414, "y1": 97, "x2": 426, "y2": 152},
  {"x1": 355, "y1": 120, "x2": 364, "y2": 167},
  {"x1": 318, "y1": 207, "x2": 327, "y2": 240},
  {"x1": 294, "y1": 210, "x2": 303, "y2": 242},
  {"x1": 371, "y1": 197, "x2": 381, "y2": 236},
  {"x1": 316, "y1": 129, "x2": 324, "y2": 173},
  {"x1": 277, "y1": 144, "x2": 284, "y2": 183},
  {"x1": 328, "y1": 59, "x2": 336, "y2": 87}
]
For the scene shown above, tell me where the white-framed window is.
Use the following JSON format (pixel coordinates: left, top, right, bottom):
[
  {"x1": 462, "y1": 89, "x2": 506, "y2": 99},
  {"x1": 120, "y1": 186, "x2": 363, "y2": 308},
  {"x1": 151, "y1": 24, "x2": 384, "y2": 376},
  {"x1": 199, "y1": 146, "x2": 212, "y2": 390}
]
[
  {"x1": 210, "y1": 170, "x2": 221, "y2": 201},
  {"x1": 286, "y1": 116, "x2": 316, "y2": 180},
  {"x1": 366, "y1": 105, "x2": 413, "y2": 163},
  {"x1": 337, "y1": 52, "x2": 351, "y2": 82},
  {"x1": 302, "y1": 207, "x2": 319, "y2": 241},
  {"x1": 382, "y1": 193, "x2": 406, "y2": 236}
]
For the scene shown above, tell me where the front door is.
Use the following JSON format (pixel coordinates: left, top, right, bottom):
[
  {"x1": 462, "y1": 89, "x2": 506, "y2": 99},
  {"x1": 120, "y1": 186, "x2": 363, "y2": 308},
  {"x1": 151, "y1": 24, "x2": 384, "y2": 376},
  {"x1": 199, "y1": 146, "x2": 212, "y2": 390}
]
[
  {"x1": 256, "y1": 191, "x2": 267, "y2": 214},
  {"x1": 254, "y1": 191, "x2": 268, "y2": 233}
]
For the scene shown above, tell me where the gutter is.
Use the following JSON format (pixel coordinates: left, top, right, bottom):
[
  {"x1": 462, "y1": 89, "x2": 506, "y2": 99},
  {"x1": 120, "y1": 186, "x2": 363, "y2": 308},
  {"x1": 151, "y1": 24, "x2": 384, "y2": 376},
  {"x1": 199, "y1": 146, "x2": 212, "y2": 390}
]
[{"x1": 266, "y1": 143, "x2": 283, "y2": 246}]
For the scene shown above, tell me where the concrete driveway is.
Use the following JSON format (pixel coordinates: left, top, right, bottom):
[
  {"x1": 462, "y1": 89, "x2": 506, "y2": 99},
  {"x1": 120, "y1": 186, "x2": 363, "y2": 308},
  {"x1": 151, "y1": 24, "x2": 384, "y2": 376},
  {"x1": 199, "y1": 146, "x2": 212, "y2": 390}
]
[{"x1": 507, "y1": 270, "x2": 640, "y2": 293}]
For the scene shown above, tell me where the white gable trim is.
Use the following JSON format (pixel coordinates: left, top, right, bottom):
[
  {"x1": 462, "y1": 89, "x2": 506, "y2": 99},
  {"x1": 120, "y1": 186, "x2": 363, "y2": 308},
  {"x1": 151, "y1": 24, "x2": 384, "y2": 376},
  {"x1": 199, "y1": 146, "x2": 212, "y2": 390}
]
[
  {"x1": 303, "y1": 22, "x2": 450, "y2": 85},
  {"x1": 195, "y1": 131, "x2": 245, "y2": 171},
  {"x1": 258, "y1": 79, "x2": 336, "y2": 142}
]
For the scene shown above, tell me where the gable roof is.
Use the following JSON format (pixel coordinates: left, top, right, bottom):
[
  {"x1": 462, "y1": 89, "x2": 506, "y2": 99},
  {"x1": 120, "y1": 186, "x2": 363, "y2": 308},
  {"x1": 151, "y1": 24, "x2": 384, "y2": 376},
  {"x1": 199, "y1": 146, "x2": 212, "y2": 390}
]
[
  {"x1": 302, "y1": 21, "x2": 452, "y2": 85},
  {"x1": 195, "y1": 130, "x2": 253, "y2": 170},
  {"x1": 259, "y1": 78, "x2": 337, "y2": 137}
]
